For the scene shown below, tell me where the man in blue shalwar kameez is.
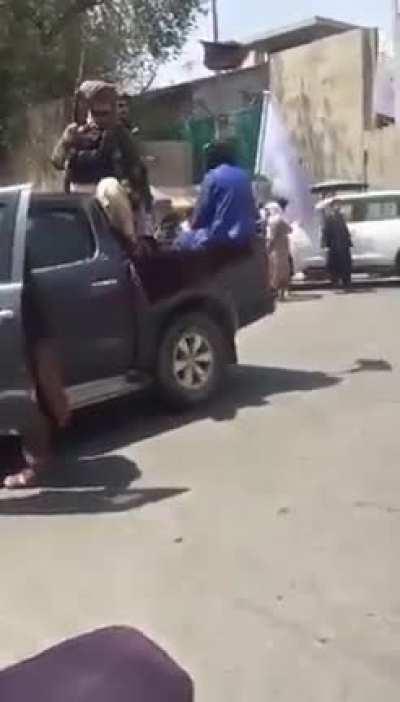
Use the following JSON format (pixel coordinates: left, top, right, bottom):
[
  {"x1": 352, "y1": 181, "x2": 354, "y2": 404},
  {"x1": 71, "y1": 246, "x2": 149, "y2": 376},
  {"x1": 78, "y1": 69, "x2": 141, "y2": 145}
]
[{"x1": 175, "y1": 141, "x2": 257, "y2": 250}]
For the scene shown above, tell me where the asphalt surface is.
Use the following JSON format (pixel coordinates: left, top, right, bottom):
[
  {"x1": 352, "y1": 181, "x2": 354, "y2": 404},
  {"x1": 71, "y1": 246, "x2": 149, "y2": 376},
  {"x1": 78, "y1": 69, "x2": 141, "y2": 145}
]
[{"x1": 1, "y1": 284, "x2": 400, "y2": 701}]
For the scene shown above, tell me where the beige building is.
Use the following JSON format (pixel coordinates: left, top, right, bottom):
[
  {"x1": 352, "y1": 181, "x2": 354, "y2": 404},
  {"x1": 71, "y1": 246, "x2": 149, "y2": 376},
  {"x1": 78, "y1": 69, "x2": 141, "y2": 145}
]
[
  {"x1": 132, "y1": 17, "x2": 399, "y2": 190},
  {"x1": 269, "y1": 26, "x2": 377, "y2": 184},
  {"x1": 269, "y1": 24, "x2": 400, "y2": 189},
  {"x1": 5, "y1": 16, "x2": 400, "y2": 191}
]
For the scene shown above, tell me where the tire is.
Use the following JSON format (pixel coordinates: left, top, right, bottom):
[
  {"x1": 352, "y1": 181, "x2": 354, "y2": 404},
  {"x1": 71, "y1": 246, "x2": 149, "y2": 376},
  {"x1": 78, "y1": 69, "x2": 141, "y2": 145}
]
[
  {"x1": 157, "y1": 313, "x2": 229, "y2": 409},
  {"x1": 395, "y1": 251, "x2": 400, "y2": 276},
  {"x1": 289, "y1": 255, "x2": 295, "y2": 279}
]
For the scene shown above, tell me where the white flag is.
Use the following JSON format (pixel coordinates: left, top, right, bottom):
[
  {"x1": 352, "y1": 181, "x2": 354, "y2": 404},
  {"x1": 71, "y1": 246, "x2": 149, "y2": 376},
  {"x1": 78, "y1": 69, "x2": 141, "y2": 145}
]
[
  {"x1": 255, "y1": 92, "x2": 316, "y2": 238},
  {"x1": 373, "y1": 52, "x2": 395, "y2": 120}
]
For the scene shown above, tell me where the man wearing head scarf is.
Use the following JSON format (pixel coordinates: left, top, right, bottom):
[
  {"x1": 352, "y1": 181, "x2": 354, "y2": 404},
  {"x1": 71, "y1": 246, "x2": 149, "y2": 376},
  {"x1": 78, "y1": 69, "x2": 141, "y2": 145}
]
[
  {"x1": 52, "y1": 90, "x2": 90, "y2": 193},
  {"x1": 174, "y1": 140, "x2": 257, "y2": 250},
  {"x1": 322, "y1": 200, "x2": 353, "y2": 289},
  {"x1": 52, "y1": 81, "x2": 153, "y2": 240},
  {"x1": 265, "y1": 198, "x2": 292, "y2": 301}
]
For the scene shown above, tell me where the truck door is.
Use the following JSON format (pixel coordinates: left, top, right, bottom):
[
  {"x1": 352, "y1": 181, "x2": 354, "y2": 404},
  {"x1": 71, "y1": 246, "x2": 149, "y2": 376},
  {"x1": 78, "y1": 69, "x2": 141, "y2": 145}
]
[
  {"x1": 26, "y1": 198, "x2": 136, "y2": 386},
  {"x1": 0, "y1": 186, "x2": 37, "y2": 434}
]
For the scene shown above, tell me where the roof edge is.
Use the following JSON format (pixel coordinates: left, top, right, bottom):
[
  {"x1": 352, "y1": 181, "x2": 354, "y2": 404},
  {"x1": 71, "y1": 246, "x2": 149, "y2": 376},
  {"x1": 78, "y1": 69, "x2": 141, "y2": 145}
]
[{"x1": 244, "y1": 15, "x2": 365, "y2": 50}]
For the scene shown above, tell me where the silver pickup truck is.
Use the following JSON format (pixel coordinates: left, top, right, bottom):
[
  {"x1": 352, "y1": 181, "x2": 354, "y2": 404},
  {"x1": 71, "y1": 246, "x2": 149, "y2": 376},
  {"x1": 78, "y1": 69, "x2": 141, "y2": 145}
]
[{"x1": 0, "y1": 184, "x2": 274, "y2": 437}]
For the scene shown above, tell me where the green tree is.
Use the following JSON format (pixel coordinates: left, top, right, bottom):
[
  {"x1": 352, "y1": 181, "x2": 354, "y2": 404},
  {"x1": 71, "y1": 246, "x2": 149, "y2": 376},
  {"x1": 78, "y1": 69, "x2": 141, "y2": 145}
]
[{"x1": 0, "y1": 0, "x2": 206, "y2": 150}]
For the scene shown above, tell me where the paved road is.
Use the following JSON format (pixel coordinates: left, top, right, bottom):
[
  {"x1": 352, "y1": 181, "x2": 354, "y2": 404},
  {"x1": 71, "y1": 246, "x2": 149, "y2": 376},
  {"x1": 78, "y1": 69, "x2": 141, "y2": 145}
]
[{"x1": 1, "y1": 285, "x2": 400, "y2": 701}]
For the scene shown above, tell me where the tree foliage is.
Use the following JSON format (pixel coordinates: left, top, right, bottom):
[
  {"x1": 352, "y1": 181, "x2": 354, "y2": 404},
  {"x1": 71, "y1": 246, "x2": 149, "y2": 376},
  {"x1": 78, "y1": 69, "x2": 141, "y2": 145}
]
[{"x1": 0, "y1": 0, "x2": 206, "y2": 149}]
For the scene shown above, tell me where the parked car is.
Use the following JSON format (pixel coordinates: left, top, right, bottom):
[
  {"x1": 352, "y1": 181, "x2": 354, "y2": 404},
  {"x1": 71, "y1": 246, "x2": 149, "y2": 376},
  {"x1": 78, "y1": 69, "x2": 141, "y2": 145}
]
[
  {"x1": 299, "y1": 191, "x2": 400, "y2": 279},
  {"x1": 288, "y1": 222, "x2": 314, "y2": 276},
  {"x1": 0, "y1": 185, "x2": 274, "y2": 436},
  {"x1": 311, "y1": 180, "x2": 368, "y2": 197}
]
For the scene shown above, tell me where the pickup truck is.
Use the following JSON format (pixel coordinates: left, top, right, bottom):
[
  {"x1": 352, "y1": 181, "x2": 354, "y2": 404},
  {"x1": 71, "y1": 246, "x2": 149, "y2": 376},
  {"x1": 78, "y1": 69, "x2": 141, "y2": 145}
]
[{"x1": 0, "y1": 184, "x2": 274, "y2": 436}]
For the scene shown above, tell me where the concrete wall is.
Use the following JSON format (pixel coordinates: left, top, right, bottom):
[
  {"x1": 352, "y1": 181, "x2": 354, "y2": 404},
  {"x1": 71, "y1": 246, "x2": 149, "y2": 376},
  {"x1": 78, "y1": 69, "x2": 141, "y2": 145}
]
[
  {"x1": 1, "y1": 99, "x2": 71, "y2": 189},
  {"x1": 131, "y1": 64, "x2": 269, "y2": 140},
  {"x1": 131, "y1": 85, "x2": 193, "y2": 139},
  {"x1": 9, "y1": 27, "x2": 396, "y2": 192},
  {"x1": 192, "y1": 64, "x2": 269, "y2": 117},
  {"x1": 270, "y1": 28, "x2": 375, "y2": 182},
  {"x1": 141, "y1": 141, "x2": 193, "y2": 187},
  {"x1": 4, "y1": 97, "x2": 193, "y2": 190},
  {"x1": 12, "y1": 99, "x2": 70, "y2": 190},
  {"x1": 128, "y1": 64, "x2": 270, "y2": 186},
  {"x1": 365, "y1": 126, "x2": 400, "y2": 188}
]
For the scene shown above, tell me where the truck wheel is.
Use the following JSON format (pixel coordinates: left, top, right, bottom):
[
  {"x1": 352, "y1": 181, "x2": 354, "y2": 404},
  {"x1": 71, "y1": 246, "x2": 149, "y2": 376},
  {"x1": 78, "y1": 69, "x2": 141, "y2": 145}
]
[
  {"x1": 157, "y1": 313, "x2": 229, "y2": 409},
  {"x1": 396, "y1": 251, "x2": 400, "y2": 276},
  {"x1": 289, "y1": 255, "x2": 295, "y2": 279}
]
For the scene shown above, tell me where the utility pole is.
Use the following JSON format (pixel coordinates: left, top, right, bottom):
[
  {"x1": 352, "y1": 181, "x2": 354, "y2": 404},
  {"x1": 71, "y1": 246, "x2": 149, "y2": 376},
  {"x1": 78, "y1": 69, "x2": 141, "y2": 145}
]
[
  {"x1": 212, "y1": 0, "x2": 219, "y2": 42},
  {"x1": 393, "y1": 0, "x2": 400, "y2": 124},
  {"x1": 211, "y1": 0, "x2": 222, "y2": 138}
]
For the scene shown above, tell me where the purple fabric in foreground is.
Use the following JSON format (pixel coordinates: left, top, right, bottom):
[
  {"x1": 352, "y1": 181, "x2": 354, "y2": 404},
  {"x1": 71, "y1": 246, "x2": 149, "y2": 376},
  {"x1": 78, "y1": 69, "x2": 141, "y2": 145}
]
[{"x1": 0, "y1": 627, "x2": 194, "y2": 702}]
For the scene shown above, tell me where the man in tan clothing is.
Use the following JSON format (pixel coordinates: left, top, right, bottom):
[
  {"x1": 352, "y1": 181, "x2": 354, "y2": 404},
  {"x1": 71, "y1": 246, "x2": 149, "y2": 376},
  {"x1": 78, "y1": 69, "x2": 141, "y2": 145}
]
[{"x1": 265, "y1": 198, "x2": 292, "y2": 301}]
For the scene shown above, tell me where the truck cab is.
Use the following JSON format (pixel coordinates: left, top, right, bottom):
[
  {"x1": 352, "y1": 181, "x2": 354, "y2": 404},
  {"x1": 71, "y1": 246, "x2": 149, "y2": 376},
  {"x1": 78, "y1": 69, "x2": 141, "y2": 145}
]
[{"x1": 0, "y1": 185, "x2": 275, "y2": 436}]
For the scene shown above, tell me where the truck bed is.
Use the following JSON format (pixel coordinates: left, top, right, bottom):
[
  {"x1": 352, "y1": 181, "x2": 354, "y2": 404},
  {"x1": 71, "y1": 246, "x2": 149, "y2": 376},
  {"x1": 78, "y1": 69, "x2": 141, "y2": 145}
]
[{"x1": 133, "y1": 239, "x2": 272, "y2": 328}]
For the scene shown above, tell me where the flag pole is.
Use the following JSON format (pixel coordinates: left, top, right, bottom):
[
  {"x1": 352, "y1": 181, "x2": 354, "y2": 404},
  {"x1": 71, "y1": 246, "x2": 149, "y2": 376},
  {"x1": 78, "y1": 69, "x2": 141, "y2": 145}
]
[
  {"x1": 393, "y1": 0, "x2": 400, "y2": 123},
  {"x1": 211, "y1": 0, "x2": 222, "y2": 138},
  {"x1": 255, "y1": 91, "x2": 270, "y2": 176},
  {"x1": 212, "y1": 0, "x2": 219, "y2": 42}
]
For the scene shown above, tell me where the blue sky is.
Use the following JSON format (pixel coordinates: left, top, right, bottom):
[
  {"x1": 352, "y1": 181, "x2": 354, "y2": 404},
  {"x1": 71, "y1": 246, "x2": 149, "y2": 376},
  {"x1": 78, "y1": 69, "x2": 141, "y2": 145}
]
[{"x1": 157, "y1": 0, "x2": 393, "y2": 85}]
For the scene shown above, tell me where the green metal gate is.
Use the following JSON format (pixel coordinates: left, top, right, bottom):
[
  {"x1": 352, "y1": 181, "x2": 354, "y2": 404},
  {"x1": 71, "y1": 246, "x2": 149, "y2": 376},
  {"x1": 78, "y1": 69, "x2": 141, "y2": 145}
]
[{"x1": 184, "y1": 103, "x2": 262, "y2": 182}]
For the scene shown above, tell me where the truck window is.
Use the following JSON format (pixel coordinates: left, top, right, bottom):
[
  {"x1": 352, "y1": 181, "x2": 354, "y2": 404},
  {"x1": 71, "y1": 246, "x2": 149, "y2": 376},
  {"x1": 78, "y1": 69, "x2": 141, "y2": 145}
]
[
  {"x1": 0, "y1": 205, "x2": 7, "y2": 280},
  {"x1": 0, "y1": 199, "x2": 17, "y2": 282},
  {"x1": 27, "y1": 208, "x2": 95, "y2": 270}
]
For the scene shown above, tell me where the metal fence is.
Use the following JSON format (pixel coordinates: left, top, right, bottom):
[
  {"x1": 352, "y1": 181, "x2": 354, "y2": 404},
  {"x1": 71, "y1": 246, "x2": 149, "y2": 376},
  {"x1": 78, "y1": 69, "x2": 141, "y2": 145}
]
[
  {"x1": 145, "y1": 103, "x2": 262, "y2": 183},
  {"x1": 184, "y1": 104, "x2": 262, "y2": 182}
]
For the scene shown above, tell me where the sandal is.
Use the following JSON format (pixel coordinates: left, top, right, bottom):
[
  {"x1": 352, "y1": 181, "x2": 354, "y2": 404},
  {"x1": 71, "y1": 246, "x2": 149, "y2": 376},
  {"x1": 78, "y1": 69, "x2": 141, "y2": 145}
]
[{"x1": 3, "y1": 467, "x2": 40, "y2": 490}]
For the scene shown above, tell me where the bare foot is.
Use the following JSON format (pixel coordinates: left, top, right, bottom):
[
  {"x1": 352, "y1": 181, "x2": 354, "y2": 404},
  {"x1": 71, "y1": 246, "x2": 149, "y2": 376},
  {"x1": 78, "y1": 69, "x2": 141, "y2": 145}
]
[{"x1": 3, "y1": 467, "x2": 40, "y2": 490}]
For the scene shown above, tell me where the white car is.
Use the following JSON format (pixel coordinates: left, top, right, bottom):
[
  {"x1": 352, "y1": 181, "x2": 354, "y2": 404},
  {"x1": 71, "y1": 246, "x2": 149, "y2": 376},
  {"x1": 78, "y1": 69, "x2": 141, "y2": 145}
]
[
  {"x1": 289, "y1": 222, "x2": 314, "y2": 276},
  {"x1": 295, "y1": 191, "x2": 400, "y2": 279}
]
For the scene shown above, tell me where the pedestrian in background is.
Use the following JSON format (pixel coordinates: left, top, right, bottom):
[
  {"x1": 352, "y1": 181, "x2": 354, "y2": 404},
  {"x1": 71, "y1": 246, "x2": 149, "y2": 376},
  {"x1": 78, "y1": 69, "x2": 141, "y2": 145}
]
[
  {"x1": 322, "y1": 200, "x2": 352, "y2": 289},
  {"x1": 266, "y1": 198, "x2": 292, "y2": 301}
]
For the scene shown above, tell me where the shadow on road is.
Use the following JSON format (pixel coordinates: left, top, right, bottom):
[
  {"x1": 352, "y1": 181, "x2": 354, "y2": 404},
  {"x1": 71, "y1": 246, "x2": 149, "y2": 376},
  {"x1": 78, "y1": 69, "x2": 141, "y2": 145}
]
[
  {"x1": 348, "y1": 358, "x2": 393, "y2": 374},
  {"x1": 335, "y1": 286, "x2": 377, "y2": 295},
  {"x1": 0, "y1": 486, "x2": 189, "y2": 517},
  {"x1": 0, "y1": 364, "x2": 339, "y2": 515},
  {"x1": 292, "y1": 278, "x2": 400, "y2": 293},
  {"x1": 282, "y1": 293, "x2": 324, "y2": 303},
  {"x1": 45, "y1": 454, "x2": 141, "y2": 490},
  {"x1": 65, "y1": 364, "x2": 341, "y2": 457},
  {"x1": 0, "y1": 452, "x2": 189, "y2": 517}
]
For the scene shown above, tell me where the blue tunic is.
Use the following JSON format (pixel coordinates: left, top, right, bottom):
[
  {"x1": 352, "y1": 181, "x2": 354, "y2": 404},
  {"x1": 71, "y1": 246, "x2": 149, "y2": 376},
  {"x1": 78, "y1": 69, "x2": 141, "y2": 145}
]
[{"x1": 176, "y1": 164, "x2": 257, "y2": 250}]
